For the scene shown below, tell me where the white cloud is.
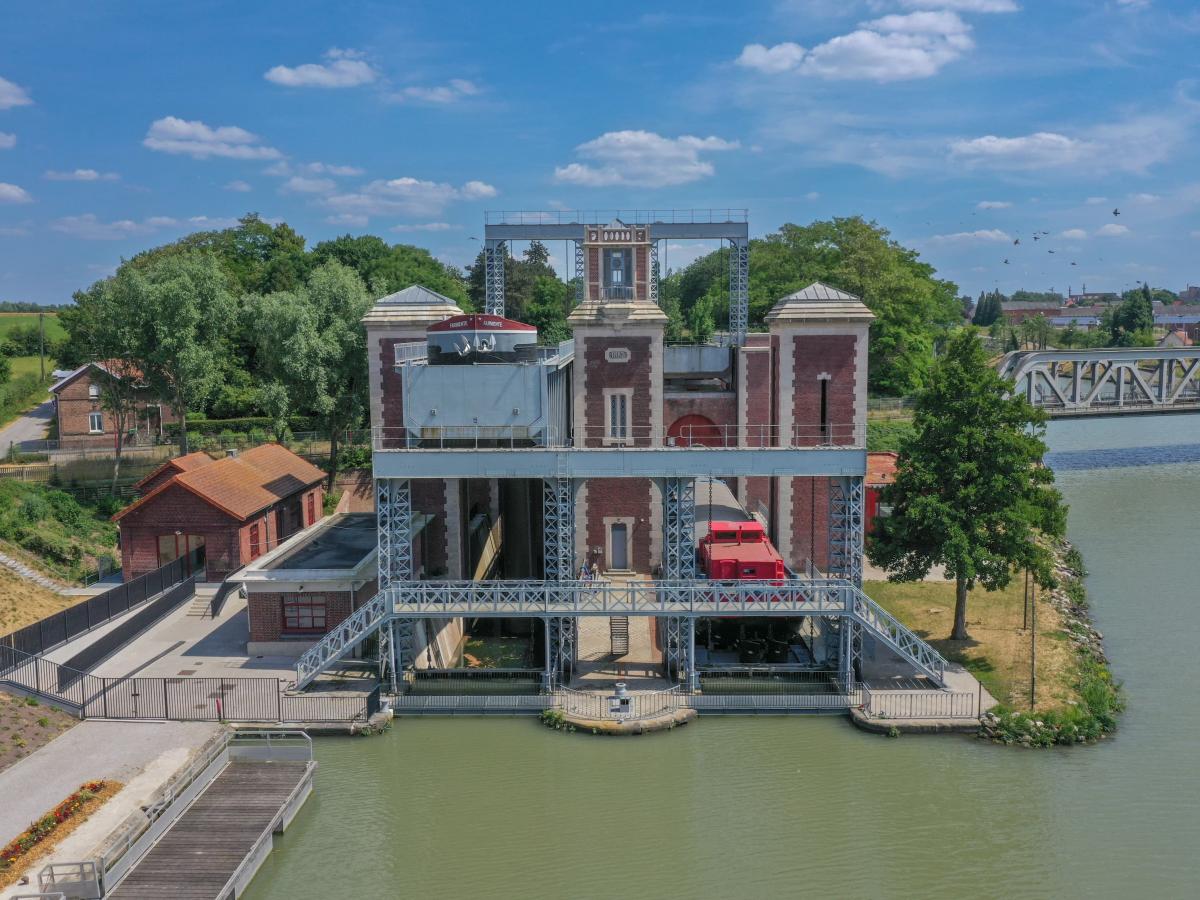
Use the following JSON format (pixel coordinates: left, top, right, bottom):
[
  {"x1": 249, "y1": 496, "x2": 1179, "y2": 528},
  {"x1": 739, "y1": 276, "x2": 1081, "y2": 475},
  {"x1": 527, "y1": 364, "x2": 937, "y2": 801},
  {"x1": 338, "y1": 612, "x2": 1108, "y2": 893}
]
[
  {"x1": 224, "y1": 180, "x2": 252, "y2": 192},
  {"x1": 929, "y1": 228, "x2": 1012, "y2": 243},
  {"x1": 326, "y1": 177, "x2": 498, "y2": 220},
  {"x1": 950, "y1": 132, "x2": 1089, "y2": 169},
  {"x1": 736, "y1": 11, "x2": 974, "y2": 82},
  {"x1": 1130, "y1": 192, "x2": 1159, "y2": 203},
  {"x1": 281, "y1": 175, "x2": 336, "y2": 194},
  {"x1": 51, "y1": 214, "x2": 167, "y2": 240},
  {"x1": 0, "y1": 76, "x2": 32, "y2": 110},
  {"x1": 0, "y1": 182, "x2": 32, "y2": 204},
  {"x1": 1085, "y1": 196, "x2": 1109, "y2": 204},
  {"x1": 391, "y1": 79, "x2": 481, "y2": 104},
  {"x1": 1191, "y1": 230, "x2": 1200, "y2": 238},
  {"x1": 185, "y1": 215, "x2": 240, "y2": 229},
  {"x1": 326, "y1": 213, "x2": 368, "y2": 227},
  {"x1": 0, "y1": 225, "x2": 30, "y2": 237},
  {"x1": 1060, "y1": 228, "x2": 1088, "y2": 240},
  {"x1": 1096, "y1": 223, "x2": 1130, "y2": 237},
  {"x1": 391, "y1": 222, "x2": 457, "y2": 232},
  {"x1": 265, "y1": 161, "x2": 363, "y2": 178},
  {"x1": 896, "y1": 0, "x2": 1018, "y2": 10},
  {"x1": 44, "y1": 169, "x2": 119, "y2": 182},
  {"x1": 264, "y1": 48, "x2": 377, "y2": 88},
  {"x1": 554, "y1": 131, "x2": 738, "y2": 187},
  {"x1": 1116, "y1": 0, "x2": 1151, "y2": 8},
  {"x1": 976, "y1": 200, "x2": 1012, "y2": 209},
  {"x1": 0, "y1": 132, "x2": 14, "y2": 149},
  {"x1": 805, "y1": 191, "x2": 821, "y2": 201},
  {"x1": 143, "y1": 116, "x2": 281, "y2": 160}
]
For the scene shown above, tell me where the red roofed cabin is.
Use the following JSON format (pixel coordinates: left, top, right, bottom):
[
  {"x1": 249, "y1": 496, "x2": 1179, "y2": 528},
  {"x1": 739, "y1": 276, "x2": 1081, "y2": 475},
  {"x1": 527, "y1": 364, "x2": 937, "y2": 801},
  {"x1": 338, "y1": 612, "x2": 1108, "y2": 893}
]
[
  {"x1": 50, "y1": 361, "x2": 178, "y2": 448},
  {"x1": 114, "y1": 444, "x2": 327, "y2": 583},
  {"x1": 866, "y1": 451, "x2": 898, "y2": 535}
]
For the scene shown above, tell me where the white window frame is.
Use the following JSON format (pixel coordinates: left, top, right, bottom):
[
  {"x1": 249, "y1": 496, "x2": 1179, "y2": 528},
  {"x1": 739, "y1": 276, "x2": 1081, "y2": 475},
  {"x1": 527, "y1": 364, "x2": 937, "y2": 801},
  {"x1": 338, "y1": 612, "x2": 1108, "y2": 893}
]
[
  {"x1": 88, "y1": 411, "x2": 104, "y2": 434},
  {"x1": 603, "y1": 388, "x2": 632, "y2": 446},
  {"x1": 88, "y1": 382, "x2": 101, "y2": 399}
]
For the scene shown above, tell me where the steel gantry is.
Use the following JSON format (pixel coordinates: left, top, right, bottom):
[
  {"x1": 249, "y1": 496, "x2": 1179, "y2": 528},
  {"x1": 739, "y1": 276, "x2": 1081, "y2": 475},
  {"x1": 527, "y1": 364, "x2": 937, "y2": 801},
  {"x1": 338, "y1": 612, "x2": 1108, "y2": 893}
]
[
  {"x1": 828, "y1": 476, "x2": 865, "y2": 683},
  {"x1": 573, "y1": 239, "x2": 585, "y2": 305},
  {"x1": 997, "y1": 347, "x2": 1200, "y2": 416},
  {"x1": 649, "y1": 240, "x2": 660, "y2": 306},
  {"x1": 484, "y1": 239, "x2": 506, "y2": 316},
  {"x1": 727, "y1": 238, "x2": 749, "y2": 347},
  {"x1": 377, "y1": 478, "x2": 414, "y2": 685},
  {"x1": 542, "y1": 469, "x2": 576, "y2": 688},
  {"x1": 662, "y1": 477, "x2": 699, "y2": 688}
]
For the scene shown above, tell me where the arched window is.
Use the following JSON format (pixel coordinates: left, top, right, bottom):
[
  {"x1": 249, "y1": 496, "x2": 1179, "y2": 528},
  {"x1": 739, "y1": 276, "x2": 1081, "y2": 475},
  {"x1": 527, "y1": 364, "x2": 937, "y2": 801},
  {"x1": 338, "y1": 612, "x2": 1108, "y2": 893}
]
[{"x1": 667, "y1": 414, "x2": 724, "y2": 447}]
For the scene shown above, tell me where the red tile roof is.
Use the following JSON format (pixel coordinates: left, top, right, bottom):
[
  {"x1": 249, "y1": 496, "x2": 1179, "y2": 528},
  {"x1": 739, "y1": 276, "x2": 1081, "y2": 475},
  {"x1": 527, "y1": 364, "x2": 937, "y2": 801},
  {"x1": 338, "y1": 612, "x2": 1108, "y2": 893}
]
[
  {"x1": 867, "y1": 451, "x2": 899, "y2": 486},
  {"x1": 116, "y1": 444, "x2": 326, "y2": 523},
  {"x1": 132, "y1": 451, "x2": 215, "y2": 491}
]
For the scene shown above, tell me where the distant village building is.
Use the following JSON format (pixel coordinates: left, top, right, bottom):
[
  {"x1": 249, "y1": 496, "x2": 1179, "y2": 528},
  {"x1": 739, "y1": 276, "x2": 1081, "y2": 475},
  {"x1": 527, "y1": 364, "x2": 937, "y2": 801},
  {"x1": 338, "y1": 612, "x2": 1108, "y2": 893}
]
[
  {"x1": 1000, "y1": 301, "x2": 1060, "y2": 324},
  {"x1": 50, "y1": 362, "x2": 178, "y2": 448},
  {"x1": 114, "y1": 443, "x2": 327, "y2": 583},
  {"x1": 1179, "y1": 285, "x2": 1200, "y2": 304},
  {"x1": 1158, "y1": 329, "x2": 1194, "y2": 349}
]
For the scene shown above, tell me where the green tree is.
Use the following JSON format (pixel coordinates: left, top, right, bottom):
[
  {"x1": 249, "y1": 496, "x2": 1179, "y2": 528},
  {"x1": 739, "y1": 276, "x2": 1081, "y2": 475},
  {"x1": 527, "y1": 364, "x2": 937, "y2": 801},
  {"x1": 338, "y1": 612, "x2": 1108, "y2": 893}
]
[
  {"x1": 1108, "y1": 283, "x2": 1154, "y2": 346},
  {"x1": 465, "y1": 241, "x2": 560, "y2": 322},
  {"x1": 869, "y1": 331, "x2": 1066, "y2": 640},
  {"x1": 523, "y1": 275, "x2": 573, "y2": 344},
  {"x1": 688, "y1": 293, "x2": 717, "y2": 344},
  {"x1": 254, "y1": 261, "x2": 372, "y2": 484},
  {"x1": 311, "y1": 235, "x2": 468, "y2": 305}
]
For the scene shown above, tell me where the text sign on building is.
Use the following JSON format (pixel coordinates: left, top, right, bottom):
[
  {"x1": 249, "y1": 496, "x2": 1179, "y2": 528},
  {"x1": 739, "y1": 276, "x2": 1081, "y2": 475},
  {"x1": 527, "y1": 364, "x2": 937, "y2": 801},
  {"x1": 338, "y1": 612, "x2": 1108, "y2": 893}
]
[{"x1": 605, "y1": 348, "x2": 631, "y2": 364}]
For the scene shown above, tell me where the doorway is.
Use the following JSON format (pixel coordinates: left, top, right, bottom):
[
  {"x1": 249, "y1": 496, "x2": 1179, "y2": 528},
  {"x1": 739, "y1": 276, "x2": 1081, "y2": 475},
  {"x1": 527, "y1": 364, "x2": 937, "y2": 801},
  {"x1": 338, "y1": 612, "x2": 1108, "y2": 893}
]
[{"x1": 610, "y1": 523, "x2": 629, "y2": 571}]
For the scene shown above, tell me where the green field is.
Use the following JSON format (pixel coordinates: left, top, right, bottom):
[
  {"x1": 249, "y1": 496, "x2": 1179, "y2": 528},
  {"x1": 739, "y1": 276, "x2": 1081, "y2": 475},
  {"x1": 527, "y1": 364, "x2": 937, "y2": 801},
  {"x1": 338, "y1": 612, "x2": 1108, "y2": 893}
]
[
  {"x1": 8, "y1": 355, "x2": 53, "y2": 378},
  {"x1": 0, "y1": 312, "x2": 66, "y2": 343}
]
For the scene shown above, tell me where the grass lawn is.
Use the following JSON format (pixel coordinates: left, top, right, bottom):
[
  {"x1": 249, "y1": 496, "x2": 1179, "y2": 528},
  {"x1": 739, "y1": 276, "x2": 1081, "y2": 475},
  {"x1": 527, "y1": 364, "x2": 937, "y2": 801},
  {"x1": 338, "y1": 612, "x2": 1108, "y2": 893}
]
[
  {"x1": 865, "y1": 576, "x2": 1077, "y2": 712},
  {"x1": 7, "y1": 355, "x2": 54, "y2": 380},
  {"x1": 0, "y1": 690, "x2": 77, "y2": 775},
  {"x1": 0, "y1": 312, "x2": 66, "y2": 343}
]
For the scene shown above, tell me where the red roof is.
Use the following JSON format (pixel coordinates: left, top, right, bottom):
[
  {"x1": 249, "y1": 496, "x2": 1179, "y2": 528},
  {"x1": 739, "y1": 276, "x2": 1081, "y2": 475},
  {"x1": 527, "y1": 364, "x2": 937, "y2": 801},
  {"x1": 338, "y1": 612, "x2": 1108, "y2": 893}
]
[
  {"x1": 132, "y1": 451, "x2": 214, "y2": 491},
  {"x1": 116, "y1": 444, "x2": 326, "y2": 523},
  {"x1": 867, "y1": 452, "x2": 899, "y2": 486},
  {"x1": 427, "y1": 313, "x2": 536, "y2": 333}
]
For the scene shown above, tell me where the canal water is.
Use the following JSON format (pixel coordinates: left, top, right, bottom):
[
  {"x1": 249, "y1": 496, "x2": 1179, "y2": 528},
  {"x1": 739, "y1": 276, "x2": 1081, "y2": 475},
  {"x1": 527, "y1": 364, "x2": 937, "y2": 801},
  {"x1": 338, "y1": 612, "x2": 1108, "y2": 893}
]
[{"x1": 246, "y1": 415, "x2": 1200, "y2": 899}]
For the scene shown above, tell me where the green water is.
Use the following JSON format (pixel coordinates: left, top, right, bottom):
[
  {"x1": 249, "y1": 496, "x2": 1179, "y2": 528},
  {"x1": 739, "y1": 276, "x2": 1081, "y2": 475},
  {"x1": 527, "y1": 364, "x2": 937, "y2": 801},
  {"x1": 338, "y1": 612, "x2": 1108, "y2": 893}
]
[{"x1": 246, "y1": 416, "x2": 1200, "y2": 899}]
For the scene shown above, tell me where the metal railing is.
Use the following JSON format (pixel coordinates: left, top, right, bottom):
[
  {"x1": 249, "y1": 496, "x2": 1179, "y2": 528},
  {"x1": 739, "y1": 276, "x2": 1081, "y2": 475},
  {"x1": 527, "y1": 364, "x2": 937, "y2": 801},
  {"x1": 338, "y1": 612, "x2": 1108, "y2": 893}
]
[
  {"x1": 555, "y1": 686, "x2": 682, "y2": 721},
  {"x1": 860, "y1": 688, "x2": 979, "y2": 720},
  {"x1": 372, "y1": 423, "x2": 866, "y2": 451},
  {"x1": 688, "y1": 690, "x2": 862, "y2": 713},
  {"x1": 485, "y1": 209, "x2": 749, "y2": 225},
  {"x1": 849, "y1": 592, "x2": 947, "y2": 684},
  {"x1": 390, "y1": 693, "x2": 550, "y2": 713},
  {"x1": 385, "y1": 578, "x2": 852, "y2": 617}
]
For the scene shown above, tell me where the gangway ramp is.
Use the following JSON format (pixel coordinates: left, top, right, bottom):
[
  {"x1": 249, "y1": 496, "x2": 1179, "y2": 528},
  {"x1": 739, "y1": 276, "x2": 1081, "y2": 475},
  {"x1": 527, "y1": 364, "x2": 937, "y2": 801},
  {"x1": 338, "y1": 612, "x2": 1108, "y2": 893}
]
[{"x1": 41, "y1": 731, "x2": 315, "y2": 900}]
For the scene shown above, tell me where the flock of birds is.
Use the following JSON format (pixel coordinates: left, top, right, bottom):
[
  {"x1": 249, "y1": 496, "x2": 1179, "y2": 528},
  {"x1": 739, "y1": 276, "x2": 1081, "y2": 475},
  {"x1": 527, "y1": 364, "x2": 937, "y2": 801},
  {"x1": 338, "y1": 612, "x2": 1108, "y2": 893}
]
[{"x1": 999, "y1": 207, "x2": 1121, "y2": 268}]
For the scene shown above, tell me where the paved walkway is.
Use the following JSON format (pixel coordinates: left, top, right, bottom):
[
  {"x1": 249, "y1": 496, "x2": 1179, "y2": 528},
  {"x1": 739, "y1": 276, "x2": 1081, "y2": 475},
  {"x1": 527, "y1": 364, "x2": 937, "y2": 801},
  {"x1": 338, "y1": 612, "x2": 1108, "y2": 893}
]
[
  {"x1": 0, "y1": 720, "x2": 219, "y2": 849},
  {"x1": 0, "y1": 395, "x2": 53, "y2": 452}
]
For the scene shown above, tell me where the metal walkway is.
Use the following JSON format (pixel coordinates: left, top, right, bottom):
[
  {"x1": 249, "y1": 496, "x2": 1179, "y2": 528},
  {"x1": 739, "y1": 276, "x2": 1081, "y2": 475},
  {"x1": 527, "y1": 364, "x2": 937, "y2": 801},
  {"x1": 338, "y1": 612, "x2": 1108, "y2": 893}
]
[{"x1": 41, "y1": 732, "x2": 315, "y2": 900}]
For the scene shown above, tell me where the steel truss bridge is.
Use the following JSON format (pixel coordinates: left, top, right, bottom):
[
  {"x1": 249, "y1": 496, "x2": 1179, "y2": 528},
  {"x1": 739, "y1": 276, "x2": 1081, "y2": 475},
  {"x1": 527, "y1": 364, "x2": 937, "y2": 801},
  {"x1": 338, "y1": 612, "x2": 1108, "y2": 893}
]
[
  {"x1": 998, "y1": 347, "x2": 1200, "y2": 416},
  {"x1": 481, "y1": 209, "x2": 751, "y2": 345}
]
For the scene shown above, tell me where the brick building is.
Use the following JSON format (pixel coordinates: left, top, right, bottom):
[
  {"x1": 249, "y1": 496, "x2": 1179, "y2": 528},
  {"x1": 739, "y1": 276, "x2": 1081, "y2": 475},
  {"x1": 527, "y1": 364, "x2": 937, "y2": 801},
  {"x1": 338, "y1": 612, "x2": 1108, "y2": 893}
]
[
  {"x1": 50, "y1": 361, "x2": 178, "y2": 448},
  {"x1": 114, "y1": 443, "x2": 327, "y2": 583}
]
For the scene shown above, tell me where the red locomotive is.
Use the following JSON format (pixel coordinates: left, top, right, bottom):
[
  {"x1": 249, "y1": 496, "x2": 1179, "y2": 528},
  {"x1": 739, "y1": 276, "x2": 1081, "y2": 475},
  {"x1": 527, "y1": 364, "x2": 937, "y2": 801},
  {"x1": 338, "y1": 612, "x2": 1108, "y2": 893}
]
[{"x1": 697, "y1": 520, "x2": 785, "y2": 581}]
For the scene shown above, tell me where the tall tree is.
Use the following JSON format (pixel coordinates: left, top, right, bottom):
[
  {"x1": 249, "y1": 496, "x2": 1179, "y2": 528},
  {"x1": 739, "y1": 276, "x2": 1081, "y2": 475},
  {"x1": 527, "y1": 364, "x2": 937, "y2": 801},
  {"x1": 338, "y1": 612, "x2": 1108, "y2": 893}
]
[
  {"x1": 870, "y1": 330, "x2": 1066, "y2": 640},
  {"x1": 132, "y1": 253, "x2": 236, "y2": 454},
  {"x1": 255, "y1": 261, "x2": 372, "y2": 485}
]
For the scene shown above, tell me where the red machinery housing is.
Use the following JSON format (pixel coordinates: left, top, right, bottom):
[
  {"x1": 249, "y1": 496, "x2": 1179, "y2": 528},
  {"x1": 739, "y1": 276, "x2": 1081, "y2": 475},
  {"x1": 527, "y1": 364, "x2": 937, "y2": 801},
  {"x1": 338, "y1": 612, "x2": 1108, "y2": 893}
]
[{"x1": 698, "y1": 520, "x2": 785, "y2": 580}]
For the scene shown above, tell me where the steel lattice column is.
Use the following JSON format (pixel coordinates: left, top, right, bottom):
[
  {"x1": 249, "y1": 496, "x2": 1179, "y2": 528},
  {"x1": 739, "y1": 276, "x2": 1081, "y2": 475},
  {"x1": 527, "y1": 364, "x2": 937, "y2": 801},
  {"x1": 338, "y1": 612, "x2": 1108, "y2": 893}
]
[
  {"x1": 574, "y1": 239, "x2": 585, "y2": 305},
  {"x1": 662, "y1": 477, "x2": 697, "y2": 580},
  {"x1": 484, "y1": 239, "x2": 507, "y2": 316},
  {"x1": 376, "y1": 478, "x2": 413, "y2": 589},
  {"x1": 828, "y1": 476, "x2": 864, "y2": 589},
  {"x1": 547, "y1": 616, "x2": 577, "y2": 687},
  {"x1": 649, "y1": 240, "x2": 660, "y2": 306},
  {"x1": 728, "y1": 238, "x2": 749, "y2": 346},
  {"x1": 542, "y1": 477, "x2": 574, "y2": 581}
]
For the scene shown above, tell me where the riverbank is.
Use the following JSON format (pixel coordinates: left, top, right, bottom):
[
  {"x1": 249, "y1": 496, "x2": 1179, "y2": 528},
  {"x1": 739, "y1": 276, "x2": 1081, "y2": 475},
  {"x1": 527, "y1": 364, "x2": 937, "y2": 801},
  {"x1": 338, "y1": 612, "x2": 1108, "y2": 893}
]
[{"x1": 869, "y1": 538, "x2": 1123, "y2": 746}]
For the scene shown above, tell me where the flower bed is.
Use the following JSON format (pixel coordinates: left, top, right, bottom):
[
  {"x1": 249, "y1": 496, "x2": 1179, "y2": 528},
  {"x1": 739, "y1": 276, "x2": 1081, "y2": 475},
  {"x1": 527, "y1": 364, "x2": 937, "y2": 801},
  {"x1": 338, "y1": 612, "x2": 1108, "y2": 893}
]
[{"x1": 0, "y1": 780, "x2": 117, "y2": 887}]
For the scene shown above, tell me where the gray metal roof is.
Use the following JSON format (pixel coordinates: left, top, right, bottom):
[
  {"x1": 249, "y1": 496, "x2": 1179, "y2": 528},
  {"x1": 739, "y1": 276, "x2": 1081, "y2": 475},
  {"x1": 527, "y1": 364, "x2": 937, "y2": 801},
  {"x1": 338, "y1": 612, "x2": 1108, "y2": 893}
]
[
  {"x1": 779, "y1": 282, "x2": 862, "y2": 303},
  {"x1": 765, "y1": 281, "x2": 874, "y2": 324},
  {"x1": 375, "y1": 284, "x2": 460, "y2": 307}
]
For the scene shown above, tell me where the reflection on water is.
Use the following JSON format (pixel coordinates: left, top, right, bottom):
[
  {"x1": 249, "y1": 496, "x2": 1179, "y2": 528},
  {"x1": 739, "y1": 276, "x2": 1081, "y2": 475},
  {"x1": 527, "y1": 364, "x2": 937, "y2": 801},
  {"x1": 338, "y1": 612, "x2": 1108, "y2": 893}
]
[{"x1": 244, "y1": 415, "x2": 1200, "y2": 900}]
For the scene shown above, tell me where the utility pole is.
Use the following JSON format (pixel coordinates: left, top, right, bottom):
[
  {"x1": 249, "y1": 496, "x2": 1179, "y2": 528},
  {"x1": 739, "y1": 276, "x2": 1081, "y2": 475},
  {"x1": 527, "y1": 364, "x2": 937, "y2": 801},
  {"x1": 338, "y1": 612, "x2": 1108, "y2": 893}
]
[
  {"x1": 1023, "y1": 568, "x2": 1030, "y2": 631},
  {"x1": 1030, "y1": 578, "x2": 1037, "y2": 710},
  {"x1": 38, "y1": 311, "x2": 45, "y2": 381}
]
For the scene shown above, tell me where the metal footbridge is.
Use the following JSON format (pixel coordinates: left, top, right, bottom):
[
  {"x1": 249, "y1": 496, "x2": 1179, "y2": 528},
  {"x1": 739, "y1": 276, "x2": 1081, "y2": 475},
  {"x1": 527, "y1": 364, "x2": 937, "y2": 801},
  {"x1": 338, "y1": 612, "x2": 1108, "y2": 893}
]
[
  {"x1": 294, "y1": 578, "x2": 948, "y2": 689},
  {"x1": 39, "y1": 731, "x2": 315, "y2": 900},
  {"x1": 998, "y1": 347, "x2": 1200, "y2": 416}
]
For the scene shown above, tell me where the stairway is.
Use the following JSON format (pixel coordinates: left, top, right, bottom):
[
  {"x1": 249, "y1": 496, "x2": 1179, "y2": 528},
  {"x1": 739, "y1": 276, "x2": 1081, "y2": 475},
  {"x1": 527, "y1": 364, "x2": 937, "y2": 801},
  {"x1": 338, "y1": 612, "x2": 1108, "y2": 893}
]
[
  {"x1": 295, "y1": 592, "x2": 390, "y2": 690},
  {"x1": 848, "y1": 587, "x2": 947, "y2": 685},
  {"x1": 609, "y1": 616, "x2": 629, "y2": 657}
]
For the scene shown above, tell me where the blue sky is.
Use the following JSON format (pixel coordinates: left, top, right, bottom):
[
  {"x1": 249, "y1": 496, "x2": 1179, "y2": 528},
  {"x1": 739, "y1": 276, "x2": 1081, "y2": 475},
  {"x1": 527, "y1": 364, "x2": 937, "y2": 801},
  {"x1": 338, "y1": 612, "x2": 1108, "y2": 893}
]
[{"x1": 1, "y1": 0, "x2": 1198, "y2": 304}]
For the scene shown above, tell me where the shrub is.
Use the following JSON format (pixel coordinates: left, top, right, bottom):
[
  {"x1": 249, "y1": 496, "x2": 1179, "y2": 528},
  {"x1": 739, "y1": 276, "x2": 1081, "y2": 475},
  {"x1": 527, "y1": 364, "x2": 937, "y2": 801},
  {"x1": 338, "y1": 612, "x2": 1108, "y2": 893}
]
[{"x1": 46, "y1": 490, "x2": 84, "y2": 528}]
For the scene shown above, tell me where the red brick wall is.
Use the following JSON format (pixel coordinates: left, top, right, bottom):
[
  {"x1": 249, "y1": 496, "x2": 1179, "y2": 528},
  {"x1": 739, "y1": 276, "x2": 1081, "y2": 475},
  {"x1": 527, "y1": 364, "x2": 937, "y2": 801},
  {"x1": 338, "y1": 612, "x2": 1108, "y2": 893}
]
[
  {"x1": 635, "y1": 245, "x2": 648, "y2": 300},
  {"x1": 587, "y1": 247, "x2": 600, "y2": 300},
  {"x1": 790, "y1": 477, "x2": 832, "y2": 571},
  {"x1": 582, "y1": 336, "x2": 653, "y2": 447},
  {"x1": 740, "y1": 342, "x2": 775, "y2": 528},
  {"x1": 118, "y1": 483, "x2": 242, "y2": 581},
  {"x1": 54, "y1": 369, "x2": 179, "y2": 447},
  {"x1": 664, "y1": 394, "x2": 736, "y2": 445},
  {"x1": 377, "y1": 336, "x2": 424, "y2": 446},
  {"x1": 412, "y1": 479, "x2": 448, "y2": 577},
  {"x1": 585, "y1": 478, "x2": 653, "y2": 573},
  {"x1": 791, "y1": 335, "x2": 857, "y2": 447},
  {"x1": 247, "y1": 589, "x2": 357, "y2": 643}
]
